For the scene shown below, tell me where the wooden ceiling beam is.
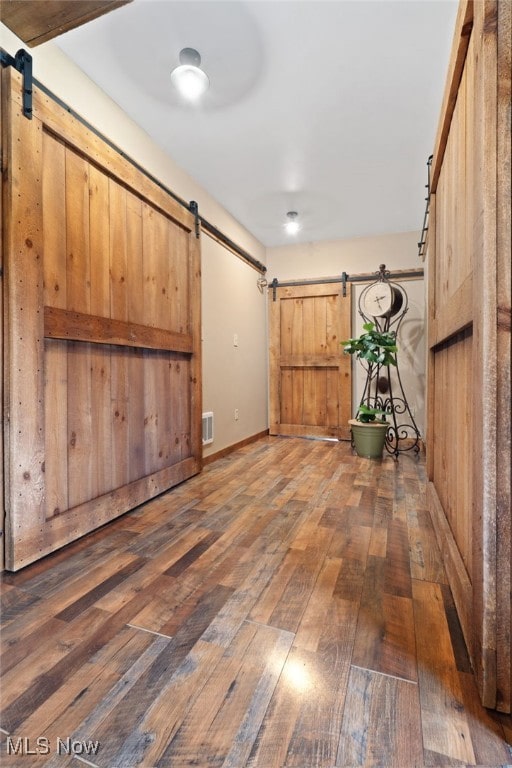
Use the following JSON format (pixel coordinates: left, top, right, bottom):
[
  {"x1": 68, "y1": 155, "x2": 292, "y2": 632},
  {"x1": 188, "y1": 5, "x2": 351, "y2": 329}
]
[{"x1": 0, "y1": 0, "x2": 132, "y2": 47}]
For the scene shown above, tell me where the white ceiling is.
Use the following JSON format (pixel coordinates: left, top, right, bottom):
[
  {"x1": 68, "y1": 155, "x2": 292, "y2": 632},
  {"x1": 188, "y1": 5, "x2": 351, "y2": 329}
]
[{"x1": 55, "y1": 0, "x2": 458, "y2": 248}]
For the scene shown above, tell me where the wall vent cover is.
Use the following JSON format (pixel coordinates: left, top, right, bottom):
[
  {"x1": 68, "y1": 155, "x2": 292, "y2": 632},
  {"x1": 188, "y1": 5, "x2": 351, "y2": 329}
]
[{"x1": 202, "y1": 412, "x2": 214, "y2": 445}]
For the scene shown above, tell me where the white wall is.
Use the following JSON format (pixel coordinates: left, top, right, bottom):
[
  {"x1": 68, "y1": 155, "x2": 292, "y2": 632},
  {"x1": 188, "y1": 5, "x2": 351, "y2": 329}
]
[
  {"x1": 201, "y1": 238, "x2": 268, "y2": 457},
  {"x1": 1, "y1": 24, "x2": 269, "y2": 460},
  {"x1": 266, "y1": 231, "x2": 421, "y2": 282},
  {"x1": 267, "y1": 231, "x2": 426, "y2": 435}
]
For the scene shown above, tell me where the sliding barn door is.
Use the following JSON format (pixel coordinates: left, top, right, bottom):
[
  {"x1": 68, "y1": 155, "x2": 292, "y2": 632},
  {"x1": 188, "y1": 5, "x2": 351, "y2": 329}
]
[
  {"x1": 427, "y1": 1, "x2": 511, "y2": 711},
  {"x1": 269, "y1": 282, "x2": 351, "y2": 440},
  {"x1": 2, "y1": 67, "x2": 202, "y2": 570}
]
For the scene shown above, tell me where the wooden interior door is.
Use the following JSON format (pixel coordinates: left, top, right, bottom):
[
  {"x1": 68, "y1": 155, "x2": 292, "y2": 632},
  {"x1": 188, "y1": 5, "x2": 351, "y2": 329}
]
[
  {"x1": 2, "y1": 67, "x2": 202, "y2": 570},
  {"x1": 269, "y1": 281, "x2": 351, "y2": 440}
]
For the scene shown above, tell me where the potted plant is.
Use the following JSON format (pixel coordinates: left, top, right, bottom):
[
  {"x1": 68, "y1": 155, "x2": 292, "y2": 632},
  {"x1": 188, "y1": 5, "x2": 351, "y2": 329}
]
[{"x1": 341, "y1": 322, "x2": 398, "y2": 458}]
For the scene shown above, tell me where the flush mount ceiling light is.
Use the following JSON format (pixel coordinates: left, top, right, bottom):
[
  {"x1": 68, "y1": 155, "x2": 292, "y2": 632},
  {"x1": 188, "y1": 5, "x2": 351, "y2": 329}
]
[
  {"x1": 171, "y1": 47, "x2": 209, "y2": 101},
  {"x1": 285, "y1": 211, "x2": 300, "y2": 235}
]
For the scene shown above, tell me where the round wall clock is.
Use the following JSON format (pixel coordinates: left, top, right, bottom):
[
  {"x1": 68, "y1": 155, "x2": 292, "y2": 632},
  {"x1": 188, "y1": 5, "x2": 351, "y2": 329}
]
[{"x1": 361, "y1": 282, "x2": 403, "y2": 318}]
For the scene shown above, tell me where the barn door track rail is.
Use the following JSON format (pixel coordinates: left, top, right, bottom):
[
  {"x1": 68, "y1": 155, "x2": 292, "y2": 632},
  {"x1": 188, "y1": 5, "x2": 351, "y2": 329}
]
[
  {"x1": 1, "y1": 47, "x2": 266, "y2": 275},
  {"x1": 270, "y1": 267, "x2": 424, "y2": 300},
  {"x1": 417, "y1": 154, "x2": 433, "y2": 259},
  {"x1": 0, "y1": 47, "x2": 32, "y2": 118}
]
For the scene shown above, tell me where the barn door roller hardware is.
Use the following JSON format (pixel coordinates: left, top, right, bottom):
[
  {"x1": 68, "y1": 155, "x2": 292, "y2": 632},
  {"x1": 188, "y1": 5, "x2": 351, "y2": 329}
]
[
  {"x1": 0, "y1": 48, "x2": 33, "y2": 119},
  {"x1": 417, "y1": 155, "x2": 433, "y2": 258},
  {"x1": 189, "y1": 200, "x2": 200, "y2": 238},
  {"x1": 270, "y1": 268, "x2": 424, "y2": 301},
  {"x1": 270, "y1": 274, "x2": 351, "y2": 301}
]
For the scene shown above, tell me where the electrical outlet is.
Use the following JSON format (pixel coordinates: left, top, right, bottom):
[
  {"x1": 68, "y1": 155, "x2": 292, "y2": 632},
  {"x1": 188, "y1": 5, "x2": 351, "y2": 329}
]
[
  {"x1": 234, "y1": 409, "x2": 239, "y2": 420},
  {"x1": 233, "y1": 333, "x2": 238, "y2": 347}
]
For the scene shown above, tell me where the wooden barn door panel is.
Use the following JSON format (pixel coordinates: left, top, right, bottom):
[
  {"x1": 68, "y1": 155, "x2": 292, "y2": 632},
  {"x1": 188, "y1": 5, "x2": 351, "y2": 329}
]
[
  {"x1": 269, "y1": 282, "x2": 351, "y2": 440},
  {"x1": 2, "y1": 68, "x2": 202, "y2": 570},
  {"x1": 427, "y1": 0, "x2": 511, "y2": 711}
]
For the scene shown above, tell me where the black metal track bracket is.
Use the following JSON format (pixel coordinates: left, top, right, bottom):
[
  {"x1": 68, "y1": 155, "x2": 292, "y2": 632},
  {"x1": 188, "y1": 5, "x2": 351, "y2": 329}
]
[
  {"x1": 417, "y1": 155, "x2": 433, "y2": 258},
  {"x1": 341, "y1": 272, "x2": 348, "y2": 297},
  {"x1": 189, "y1": 200, "x2": 200, "y2": 239},
  {"x1": 271, "y1": 278, "x2": 279, "y2": 302},
  {"x1": 0, "y1": 48, "x2": 33, "y2": 119}
]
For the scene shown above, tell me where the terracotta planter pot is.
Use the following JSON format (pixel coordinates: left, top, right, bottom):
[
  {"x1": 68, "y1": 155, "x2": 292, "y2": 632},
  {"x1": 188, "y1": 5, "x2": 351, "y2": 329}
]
[{"x1": 348, "y1": 419, "x2": 389, "y2": 459}]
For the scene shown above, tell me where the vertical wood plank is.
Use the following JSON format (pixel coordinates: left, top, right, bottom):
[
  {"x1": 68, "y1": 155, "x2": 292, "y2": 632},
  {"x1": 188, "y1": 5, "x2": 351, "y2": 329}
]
[
  {"x1": 280, "y1": 297, "x2": 294, "y2": 357},
  {"x1": 44, "y1": 339, "x2": 69, "y2": 517},
  {"x1": 280, "y1": 369, "x2": 293, "y2": 425},
  {"x1": 268, "y1": 288, "x2": 281, "y2": 434},
  {"x1": 89, "y1": 166, "x2": 112, "y2": 497},
  {"x1": 125, "y1": 192, "x2": 145, "y2": 481},
  {"x1": 65, "y1": 149, "x2": 93, "y2": 508},
  {"x1": 3, "y1": 91, "x2": 46, "y2": 569},
  {"x1": 188, "y1": 230, "x2": 202, "y2": 462},
  {"x1": 152, "y1": 210, "x2": 170, "y2": 331},
  {"x1": 126, "y1": 191, "x2": 143, "y2": 324},
  {"x1": 111, "y1": 344, "x2": 130, "y2": 489},
  {"x1": 65, "y1": 149, "x2": 91, "y2": 314},
  {"x1": 42, "y1": 133, "x2": 69, "y2": 519},
  {"x1": 142, "y1": 204, "x2": 160, "y2": 329},
  {"x1": 338, "y1": 287, "x2": 351, "y2": 437},
  {"x1": 291, "y1": 370, "x2": 304, "y2": 427},
  {"x1": 426, "y1": 192, "x2": 436, "y2": 481},
  {"x1": 495, "y1": 0, "x2": 511, "y2": 713},
  {"x1": 43, "y1": 133, "x2": 67, "y2": 309},
  {"x1": 470, "y1": 0, "x2": 499, "y2": 708},
  {"x1": 128, "y1": 348, "x2": 145, "y2": 481},
  {"x1": 156, "y1": 351, "x2": 171, "y2": 471},
  {"x1": 143, "y1": 348, "x2": 159, "y2": 476},
  {"x1": 67, "y1": 341, "x2": 93, "y2": 508},
  {"x1": 0, "y1": 68, "x2": 4, "y2": 571},
  {"x1": 110, "y1": 180, "x2": 130, "y2": 488},
  {"x1": 169, "y1": 355, "x2": 183, "y2": 466},
  {"x1": 90, "y1": 343, "x2": 113, "y2": 497},
  {"x1": 89, "y1": 165, "x2": 110, "y2": 318}
]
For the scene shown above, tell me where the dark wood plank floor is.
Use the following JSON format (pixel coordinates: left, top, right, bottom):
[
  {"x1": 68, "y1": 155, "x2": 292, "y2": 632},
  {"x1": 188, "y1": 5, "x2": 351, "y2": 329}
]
[{"x1": 1, "y1": 436, "x2": 511, "y2": 767}]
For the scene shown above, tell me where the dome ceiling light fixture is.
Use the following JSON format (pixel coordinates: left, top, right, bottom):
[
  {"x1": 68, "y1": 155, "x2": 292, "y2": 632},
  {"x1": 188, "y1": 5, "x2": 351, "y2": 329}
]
[
  {"x1": 170, "y1": 47, "x2": 209, "y2": 101},
  {"x1": 285, "y1": 211, "x2": 300, "y2": 235}
]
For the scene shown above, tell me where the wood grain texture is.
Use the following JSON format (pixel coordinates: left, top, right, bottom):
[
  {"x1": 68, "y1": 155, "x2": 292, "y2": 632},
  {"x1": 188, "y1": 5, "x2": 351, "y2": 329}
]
[
  {"x1": 1, "y1": 436, "x2": 510, "y2": 767},
  {"x1": 427, "y1": 0, "x2": 510, "y2": 712},
  {"x1": 3, "y1": 72, "x2": 46, "y2": 569},
  {"x1": 413, "y1": 579, "x2": 476, "y2": 765},
  {"x1": 2, "y1": 69, "x2": 202, "y2": 570},
  {"x1": 0, "y1": 69, "x2": 4, "y2": 572},
  {"x1": 337, "y1": 666, "x2": 423, "y2": 768},
  {"x1": 269, "y1": 283, "x2": 351, "y2": 440},
  {"x1": 495, "y1": 0, "x2": 511, "y2": 714},
  {"x1": 1, "y1": 1, "x2": 132, "y2": 47}
]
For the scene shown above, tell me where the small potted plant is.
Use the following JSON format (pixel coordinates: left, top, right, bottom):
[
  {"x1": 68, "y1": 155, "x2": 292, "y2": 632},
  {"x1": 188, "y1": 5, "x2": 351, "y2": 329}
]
[{"x1": 341, "y1": 322, "x2": 398, "y2": 458}]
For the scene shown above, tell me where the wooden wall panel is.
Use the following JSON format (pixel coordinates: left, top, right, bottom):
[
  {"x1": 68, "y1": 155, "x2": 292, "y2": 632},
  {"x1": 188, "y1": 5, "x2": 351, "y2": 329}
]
[
  {"x1": 431, "y1": 331, "x2": 473, "y2": 577},
  {"x1": 495, "y1": 0, "x2": 512, "y2": 713},
  {"x1": 427, "y1": 0, "x2": 511, "y2": 711},
  {"x1": 3, "y1": 76, "x2": 46, "y2": 550},
  {"x1": 0, "y1": 66, "x2": 4, "y2": 571},
  {"x1": 2, "y1": 69, "x2": 202, "y2": 570}
]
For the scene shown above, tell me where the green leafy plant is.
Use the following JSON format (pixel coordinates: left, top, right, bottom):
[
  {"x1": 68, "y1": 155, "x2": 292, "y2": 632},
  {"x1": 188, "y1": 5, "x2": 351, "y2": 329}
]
[
  {"x1": 356, "y1": 403, "x2": 387, "y2": 423},
  {"x1": 341, "y1": 322, "x2": 397, "y2": 367}
]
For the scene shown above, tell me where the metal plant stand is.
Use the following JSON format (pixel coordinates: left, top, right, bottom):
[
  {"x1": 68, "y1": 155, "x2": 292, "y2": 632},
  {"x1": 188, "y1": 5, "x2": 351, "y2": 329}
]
[{"x1": 357, "y1": 265, "x2": 421, "y2": 459}]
